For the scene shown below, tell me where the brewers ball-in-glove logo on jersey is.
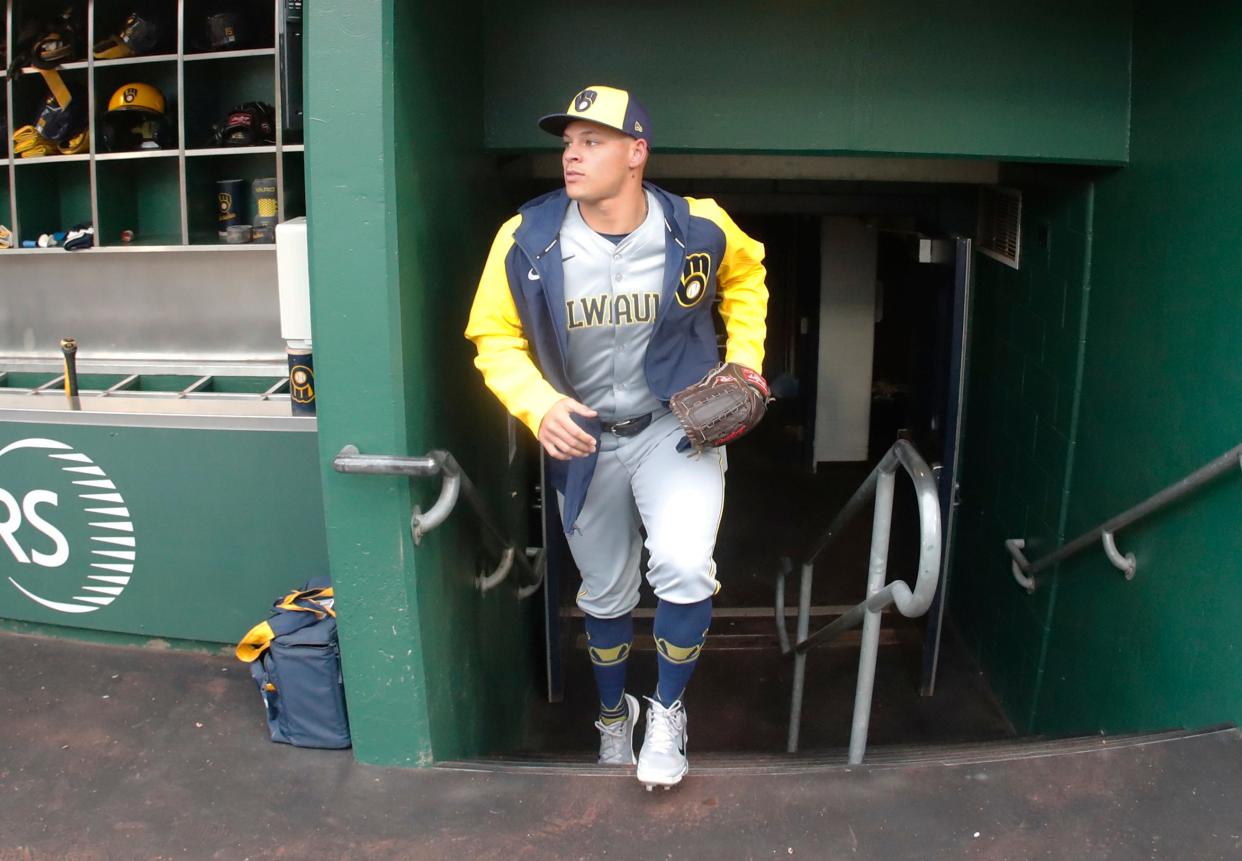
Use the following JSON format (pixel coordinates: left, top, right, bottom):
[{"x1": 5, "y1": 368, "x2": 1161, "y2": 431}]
[
  {"x1": 0, "y1": 438, "x2": 137, "y2": 614},
  {"x1": 677, "y1": 253, "x2": 712, "y2": 308}
]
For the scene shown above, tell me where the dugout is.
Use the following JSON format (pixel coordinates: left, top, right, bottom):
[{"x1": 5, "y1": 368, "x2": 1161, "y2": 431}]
[
  {"x1": 5, "y1": 0, "x2": 1241, "y2": 771},
  {"x1": 0, "y1": 1, "x2": 320, "y2": 644},
  {"x1": 306, "y1": 0, "x2": 1240, "y2": 767}
]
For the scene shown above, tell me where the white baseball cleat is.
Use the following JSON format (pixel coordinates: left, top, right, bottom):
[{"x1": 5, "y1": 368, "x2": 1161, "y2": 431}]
[
  {"x1": 636, "y1": 696, "x2": 688, "y2": 790},
  {"x1": 595, "y1": 693, "x2": 640, "y2": 765}
]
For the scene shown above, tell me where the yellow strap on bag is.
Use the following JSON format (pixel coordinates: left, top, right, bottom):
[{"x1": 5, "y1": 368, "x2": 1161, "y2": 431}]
[
  {"x1": 36, "y1": 68, "x2": 74, "y2": 112},
  {"x1": 236, "y1": 586, "x2": 336, "y2": 662},
  {"x1": 235, "y1": 620, "x2": 277, "y2": 663},
  {"x1": 277, "y1": 586, "x2": 336, "y2": 618}
]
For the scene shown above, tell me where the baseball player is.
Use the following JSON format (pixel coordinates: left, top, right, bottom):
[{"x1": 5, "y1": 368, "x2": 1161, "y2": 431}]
[{"x1": 465, "y1": 85, "x2": 768, "y2": 789}]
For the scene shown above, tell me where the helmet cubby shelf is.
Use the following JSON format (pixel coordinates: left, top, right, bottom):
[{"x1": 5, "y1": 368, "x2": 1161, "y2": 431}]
[
  {"x1": 92, "y1": 52, "x2": 179, "y2": 68},
  {"x1": 95, "y1": 149, "x2": 179, "y2": 161},
  {"x1": 185, "y1": 145, "x2": 277, "y2": 156},
  {"x1": 95, "y1": 154, "x2": 182, "y2": 246},
  {"x1": 0, "y1": 0, "x2": 303, "y2": 252},
  {"x1": 13, "y1": 153, "x2": 93, "y2": 164},
  {"x1": 185, "y1": 149, "x2": 277, "y2": 244},
  {"x1": 12, "y1": 159, "x2": 92, "y2": 241},
  {"x1": 16, "y1": 60, "x2": 90, "y2": 73},
  {"x1": 183, "y1": 47, "x2": 276, "y2": 62}
]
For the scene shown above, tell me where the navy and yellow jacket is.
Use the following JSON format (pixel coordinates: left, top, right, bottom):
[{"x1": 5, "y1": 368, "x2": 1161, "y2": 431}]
[{"x1": 465, "y1": 181, "x2": 768, "y2": 531}]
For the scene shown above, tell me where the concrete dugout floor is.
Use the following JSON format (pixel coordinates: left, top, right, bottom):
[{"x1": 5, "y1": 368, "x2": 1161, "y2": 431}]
[{"x1": 3, "y1": 630, "x2": 1242, "y2": 860}]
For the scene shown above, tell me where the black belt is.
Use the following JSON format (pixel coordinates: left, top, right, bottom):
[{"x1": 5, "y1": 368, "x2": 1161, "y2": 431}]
[{"x1": 600, "y1": 412, "x2": 653, "y2": 437}]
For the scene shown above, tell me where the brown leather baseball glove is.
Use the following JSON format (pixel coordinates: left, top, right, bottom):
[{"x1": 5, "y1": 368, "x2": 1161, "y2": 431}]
[{"x1": 670, "y1": 362, "x2": 771, "y2": 453}]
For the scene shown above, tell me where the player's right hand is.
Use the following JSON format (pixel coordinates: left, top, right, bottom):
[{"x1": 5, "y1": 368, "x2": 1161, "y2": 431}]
[{"x1": 538, "y1": 397, "x2": 598, "y2": 461}]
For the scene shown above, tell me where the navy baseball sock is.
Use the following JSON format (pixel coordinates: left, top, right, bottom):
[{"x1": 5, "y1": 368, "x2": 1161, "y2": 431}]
[
  {"x1": 585, "y1": 612, "x2": 634, "y2": 725},
  {"x1": 653, "y1": 597, "x2": 712, "y2": 707}
]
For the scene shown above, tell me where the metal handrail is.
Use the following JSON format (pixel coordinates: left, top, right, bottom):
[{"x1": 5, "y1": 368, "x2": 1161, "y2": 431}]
[
  {"x1": 774, "y1": 439, "x2": 942, "y2": 763},
  {"x1": 1007, "y1": 441, "x2": 1242, "y2": 592},
  {"x1": 333, "y1": 446, "x2": 544, "y2": 599}
]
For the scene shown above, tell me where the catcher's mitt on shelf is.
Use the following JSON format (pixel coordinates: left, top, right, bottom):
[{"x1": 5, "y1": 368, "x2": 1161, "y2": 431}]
[{"x1": 670, "y1": 362, "x2": 772, "y2": 453}]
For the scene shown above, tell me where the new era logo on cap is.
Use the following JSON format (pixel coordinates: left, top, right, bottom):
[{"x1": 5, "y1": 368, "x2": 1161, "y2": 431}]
[{"x1": 538, "y1": 84, "x2": 652, "y2": 144}]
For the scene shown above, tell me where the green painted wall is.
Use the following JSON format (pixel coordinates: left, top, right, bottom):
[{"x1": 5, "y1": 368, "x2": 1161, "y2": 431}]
[
  {"x1": 482, "y1": 0, "x2": 1132, "y2": 162},
  {"x1": 954, "y1": 1, "x2": 1242, "y2": 737},
  {"x1": 1029, "y1": 2, "x2": 1242, "y2": 735},
  {"x1": 950, "y1": 176, "x2": 1095, "y2": 731},
  {"x1": 0, "y1": 424, "x2": 327, "y2": 644},
  {"x1": 306, "y1": 0, "x2": 434, "y2": 766},
  {"x1": 306, "y1": 0, "x2": 537, "y2": 766},
  {"x1": 391, "y1": 0, "x2": 540, "y2": 762}
]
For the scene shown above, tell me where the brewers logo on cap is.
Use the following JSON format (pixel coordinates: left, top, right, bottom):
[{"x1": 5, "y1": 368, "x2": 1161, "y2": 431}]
[
  {"x1": 574, "y1": 90, "x2": 597, "y2": 112},
  {"x1": 539, "y1": 84, "x2": 652, "y2": 143}
]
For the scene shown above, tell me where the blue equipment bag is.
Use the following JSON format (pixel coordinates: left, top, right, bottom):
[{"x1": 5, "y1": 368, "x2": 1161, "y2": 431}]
[{"x1": 236, "y1": 577, "x2": 351, "y2": 749}]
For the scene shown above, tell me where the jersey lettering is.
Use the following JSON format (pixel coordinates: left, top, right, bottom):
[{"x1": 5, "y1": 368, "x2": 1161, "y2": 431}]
[
  {"x1": 582, "y1": 295, "x2": 610, "y2": 327},
  {"x1": 565, "y1": 292, "x2": 660, "y2": 330},
  {"x1": 614, "y1": 294, "x2": 633, "y2": 325}
]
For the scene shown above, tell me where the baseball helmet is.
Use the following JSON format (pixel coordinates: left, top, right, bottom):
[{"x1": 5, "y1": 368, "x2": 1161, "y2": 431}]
[
  {"x1": 94, "y1": 11, "x2": 164, "y2": 59},
  {"x1": 100, "y1": 83, "x2": 173, "y2": 151},
  {"x1": 107, "y1": 82, "x2": 166, "y2": 115}
]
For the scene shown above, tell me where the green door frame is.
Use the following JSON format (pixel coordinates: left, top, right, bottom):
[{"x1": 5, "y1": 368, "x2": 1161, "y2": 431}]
[{"x1": 304, "y1": 1, "x2": 435, "y2": 766}]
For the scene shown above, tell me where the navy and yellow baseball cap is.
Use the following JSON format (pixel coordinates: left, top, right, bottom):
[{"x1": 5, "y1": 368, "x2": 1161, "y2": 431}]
[{"x1": 538, "y1": 85, "x2": 651, "y2": 143}]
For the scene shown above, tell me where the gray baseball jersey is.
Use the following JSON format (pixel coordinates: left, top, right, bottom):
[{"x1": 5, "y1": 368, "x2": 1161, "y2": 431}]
[
  {"x1": 559, "y1": 190, "x2": 664, "y2": 421},
  {"x1": 556, "y1": 191, "x2": 726, "y2": 618}
]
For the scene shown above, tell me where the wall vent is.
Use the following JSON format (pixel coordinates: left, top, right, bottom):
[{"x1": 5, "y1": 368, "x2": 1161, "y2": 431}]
[{"x1": 977, "y1": 186, "x2": 1022, "y2": 269}]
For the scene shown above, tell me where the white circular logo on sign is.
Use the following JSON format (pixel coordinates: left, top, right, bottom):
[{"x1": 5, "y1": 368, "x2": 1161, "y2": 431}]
[{"x1": 0, "y1": 438, "x2": 137, "y2": 614}]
